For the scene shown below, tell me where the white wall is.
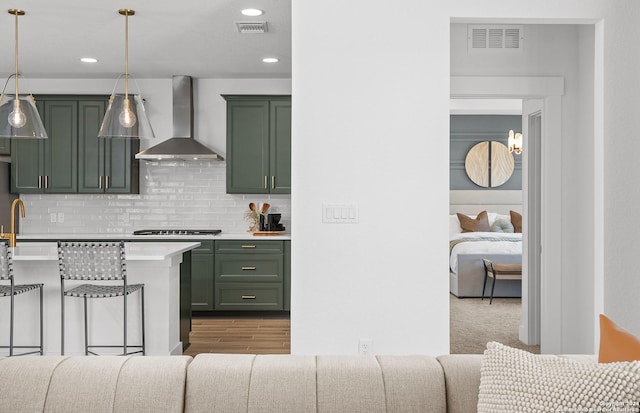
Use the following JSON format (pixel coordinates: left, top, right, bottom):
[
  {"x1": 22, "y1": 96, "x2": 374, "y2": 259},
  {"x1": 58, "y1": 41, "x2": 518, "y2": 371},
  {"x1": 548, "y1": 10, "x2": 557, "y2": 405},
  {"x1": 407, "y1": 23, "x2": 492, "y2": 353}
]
[
  {"x1": 292, "y1": 0, "x2": 640, "y2": 355},
  {"x1": 291, "y1": 0, "x2": 450, "y2": 355}
]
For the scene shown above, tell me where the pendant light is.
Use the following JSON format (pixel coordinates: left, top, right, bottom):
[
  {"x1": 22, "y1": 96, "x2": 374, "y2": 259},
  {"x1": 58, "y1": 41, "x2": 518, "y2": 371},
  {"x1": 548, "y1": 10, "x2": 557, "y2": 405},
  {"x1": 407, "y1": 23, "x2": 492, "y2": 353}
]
[
  {"x1": 0, "y1": 9, "x2": 48, "y2": 139},
  {"x1": 98, "y1": 9, "x2": 155, "y2": 139}
]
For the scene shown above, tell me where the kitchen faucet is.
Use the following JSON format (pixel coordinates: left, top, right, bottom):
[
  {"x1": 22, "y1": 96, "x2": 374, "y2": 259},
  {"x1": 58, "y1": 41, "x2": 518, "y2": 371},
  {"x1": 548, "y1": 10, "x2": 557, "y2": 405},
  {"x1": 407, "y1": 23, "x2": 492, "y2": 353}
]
[{"x1": 1, "y1": 199, "x2": 25, "y2": 247}]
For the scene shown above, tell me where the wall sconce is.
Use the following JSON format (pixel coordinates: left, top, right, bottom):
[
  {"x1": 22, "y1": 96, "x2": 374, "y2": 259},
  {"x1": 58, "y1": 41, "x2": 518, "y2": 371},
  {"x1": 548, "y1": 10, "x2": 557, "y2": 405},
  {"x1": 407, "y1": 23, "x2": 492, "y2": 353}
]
[{"x1": 508, "y1": 129, "x2": 523, "y2": 155}]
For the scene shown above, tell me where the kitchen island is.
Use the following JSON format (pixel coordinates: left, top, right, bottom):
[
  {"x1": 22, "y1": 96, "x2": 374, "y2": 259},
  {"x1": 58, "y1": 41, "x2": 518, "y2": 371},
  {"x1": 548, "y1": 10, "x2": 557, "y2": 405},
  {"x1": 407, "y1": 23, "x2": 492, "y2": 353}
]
[{"x1": 2, "y1": 241, "x2": 200, "y2": 356}]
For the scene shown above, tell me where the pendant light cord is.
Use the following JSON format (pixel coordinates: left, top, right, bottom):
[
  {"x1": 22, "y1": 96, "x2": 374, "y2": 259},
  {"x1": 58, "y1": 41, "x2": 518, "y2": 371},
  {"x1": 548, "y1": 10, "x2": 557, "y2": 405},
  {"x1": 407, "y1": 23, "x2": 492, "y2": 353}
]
[
  {"x1": 124, "y1": 11, "x2": 129, "y2": 100},
  {"x1": 14, "y1": 10, "x2": 19, "y2": 97}
]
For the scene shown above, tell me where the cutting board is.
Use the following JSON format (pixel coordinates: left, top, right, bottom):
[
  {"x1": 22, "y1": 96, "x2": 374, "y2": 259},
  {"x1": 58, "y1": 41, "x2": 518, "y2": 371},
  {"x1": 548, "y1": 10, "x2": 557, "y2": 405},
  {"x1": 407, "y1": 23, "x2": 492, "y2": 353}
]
[{"x1": 252, "y1": 231, "x2": 286, "y2": 236}]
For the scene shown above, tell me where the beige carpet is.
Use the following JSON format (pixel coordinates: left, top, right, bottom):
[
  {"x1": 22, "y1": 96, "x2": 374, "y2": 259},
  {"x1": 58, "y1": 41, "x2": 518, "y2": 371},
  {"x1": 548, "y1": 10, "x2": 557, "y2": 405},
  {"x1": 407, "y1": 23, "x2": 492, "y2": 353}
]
[{"x1": 450, "y1": 294, "x2": 540, "y2": 354}]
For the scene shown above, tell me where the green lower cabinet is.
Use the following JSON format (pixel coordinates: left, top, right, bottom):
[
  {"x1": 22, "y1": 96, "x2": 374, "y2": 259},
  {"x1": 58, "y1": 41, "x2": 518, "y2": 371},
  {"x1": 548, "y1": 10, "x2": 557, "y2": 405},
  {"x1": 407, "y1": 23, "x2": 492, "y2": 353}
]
[
  {"x1": 191, "y1": 241, "x2": 215, "y2": 311},
  {"x1": 212, "y1": 240, "x2": 286, "y2": 311},
  {"x1": 284, "y1": 241, "x2": 291, "y2": 311},
  {"x1": 0, "y1": 138, "x2": 10, "y2": 155}
]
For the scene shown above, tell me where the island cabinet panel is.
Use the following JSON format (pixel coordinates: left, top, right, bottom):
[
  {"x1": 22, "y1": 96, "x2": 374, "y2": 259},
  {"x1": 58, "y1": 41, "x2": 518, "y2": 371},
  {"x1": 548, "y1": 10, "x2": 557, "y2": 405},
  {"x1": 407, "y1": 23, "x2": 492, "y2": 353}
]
[
  {"x1": 224, "y1": 95, "x2": 291, "y2": 194},
  {"x1": 191, "y1": 241, "x2": 215, "y2": 311},
  {"x1": 12, "y1": 95, "x2": 139, "y2": 194}
]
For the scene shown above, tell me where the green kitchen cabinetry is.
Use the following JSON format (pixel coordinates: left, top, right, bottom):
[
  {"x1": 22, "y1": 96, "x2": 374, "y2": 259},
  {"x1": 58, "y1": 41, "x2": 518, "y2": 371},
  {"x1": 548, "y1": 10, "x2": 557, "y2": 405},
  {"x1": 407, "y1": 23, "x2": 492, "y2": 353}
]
[
  {"x1": 223, "y1": 95, "x2": 291, "y2": 194},
  {"x1": 78, "y1": 100, "x2": 139, "y2": 193},
  {"x1": 190, "y1": 240, "x2": 215, "y2": 311},
  {"x1": 12, "y1": 97, "x2": 78, "y2": 193},
  {"x1": 0, "y1": 138, "x2": 10, "y2": 155},
  {"x1": 11, "y1": 95, "x2": 139, "y2": 194},
  {"x1": 214, "y1": 240, "x2": 285, "y2": 311}
]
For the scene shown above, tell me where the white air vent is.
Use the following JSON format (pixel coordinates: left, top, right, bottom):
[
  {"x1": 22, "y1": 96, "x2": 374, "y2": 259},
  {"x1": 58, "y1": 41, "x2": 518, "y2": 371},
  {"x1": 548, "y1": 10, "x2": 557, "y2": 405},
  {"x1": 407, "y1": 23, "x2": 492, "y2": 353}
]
[
  {"x1": 468, "y1": 25, "x2": 523, "y2": 52},
  {"x1": 236, "y1": 21, "x2": 268, "y2": 34}
]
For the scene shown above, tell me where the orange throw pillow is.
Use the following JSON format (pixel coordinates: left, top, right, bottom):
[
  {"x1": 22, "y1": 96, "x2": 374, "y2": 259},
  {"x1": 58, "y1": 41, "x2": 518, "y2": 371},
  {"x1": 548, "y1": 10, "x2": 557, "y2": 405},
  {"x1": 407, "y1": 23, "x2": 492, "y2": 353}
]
[
  {"x1": 456, "y1": 211, "x2": 490, "y2": 232},
  {"x1": 510, "y1": 210, "x2": 522, "y2": 233},
  {"x1": 598, "y1": 314, "x2": 640, "y2": 363}
]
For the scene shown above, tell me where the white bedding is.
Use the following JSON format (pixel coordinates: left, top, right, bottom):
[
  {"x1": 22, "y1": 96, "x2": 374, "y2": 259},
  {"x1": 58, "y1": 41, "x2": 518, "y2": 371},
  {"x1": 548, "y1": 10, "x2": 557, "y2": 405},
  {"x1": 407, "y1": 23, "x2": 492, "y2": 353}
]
[{"x1": 449, "y1": 232, "x2": 522, "y2": 274}]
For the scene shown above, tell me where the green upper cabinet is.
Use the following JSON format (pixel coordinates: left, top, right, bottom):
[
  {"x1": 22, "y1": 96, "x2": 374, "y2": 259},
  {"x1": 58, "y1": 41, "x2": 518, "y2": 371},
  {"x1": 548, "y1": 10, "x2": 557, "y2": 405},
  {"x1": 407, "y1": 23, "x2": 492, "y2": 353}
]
[
  {"x1": 224, "y1": 95, "x2": 291, "y2": 194},
  {"x1": 78, "y1": 100, "x2": 139, "y2": 193},
  {"x1": 11, "y1": 95, "x2": 139, "y2": 194},
  {"x1": 0, "y1": 138, "x2": 10, "y2": 155},
  {"x1": 12, "y1": 98, "x2": 78, "y2": 193}
]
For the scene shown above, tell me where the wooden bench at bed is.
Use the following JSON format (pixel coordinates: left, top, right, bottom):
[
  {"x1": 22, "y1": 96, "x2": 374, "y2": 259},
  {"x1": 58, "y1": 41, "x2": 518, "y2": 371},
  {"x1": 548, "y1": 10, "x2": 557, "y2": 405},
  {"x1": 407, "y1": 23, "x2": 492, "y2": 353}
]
[{"x1": 481, "y1": 258, "x2": 522, "y2": 304}]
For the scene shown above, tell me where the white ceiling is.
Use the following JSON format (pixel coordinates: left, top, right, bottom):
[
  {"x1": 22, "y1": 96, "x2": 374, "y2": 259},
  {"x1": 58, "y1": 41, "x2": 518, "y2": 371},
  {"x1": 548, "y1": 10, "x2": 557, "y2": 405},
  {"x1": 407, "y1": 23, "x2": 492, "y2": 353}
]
[{"x1": 0, "y1": 0, "x2": 291, "y2": 79}]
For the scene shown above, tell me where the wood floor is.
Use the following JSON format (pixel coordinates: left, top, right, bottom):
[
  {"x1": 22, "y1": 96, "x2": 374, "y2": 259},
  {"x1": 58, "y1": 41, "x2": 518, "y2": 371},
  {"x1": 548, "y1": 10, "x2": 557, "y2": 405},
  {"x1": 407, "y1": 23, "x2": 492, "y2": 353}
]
[{"x1": 184, "y1": 316, "x2": 291, "y2": 356}]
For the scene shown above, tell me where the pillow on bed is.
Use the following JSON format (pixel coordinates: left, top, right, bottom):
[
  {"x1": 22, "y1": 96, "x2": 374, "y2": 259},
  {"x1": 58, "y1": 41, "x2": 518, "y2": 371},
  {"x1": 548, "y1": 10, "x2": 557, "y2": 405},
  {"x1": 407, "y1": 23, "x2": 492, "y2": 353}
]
[
  {"x1": 510, "y1": 210, "x2": 522, "y2": 233},
  {"x1": 491, "y1": 218, "x2": 514, "y2": 233},
  {"x1": 450, "y1": 215, "x2": 463, "y2": 237},
  {"x1": 457, "y1": 211, "x2": 490, "y2": 232}
]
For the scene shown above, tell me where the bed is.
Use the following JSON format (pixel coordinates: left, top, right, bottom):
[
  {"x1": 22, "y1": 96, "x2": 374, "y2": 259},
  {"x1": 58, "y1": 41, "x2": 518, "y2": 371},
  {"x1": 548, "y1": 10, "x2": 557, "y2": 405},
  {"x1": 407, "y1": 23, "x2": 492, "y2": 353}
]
[{"x1": 449, "y1": 212, "x2": 522, "y2": 298}]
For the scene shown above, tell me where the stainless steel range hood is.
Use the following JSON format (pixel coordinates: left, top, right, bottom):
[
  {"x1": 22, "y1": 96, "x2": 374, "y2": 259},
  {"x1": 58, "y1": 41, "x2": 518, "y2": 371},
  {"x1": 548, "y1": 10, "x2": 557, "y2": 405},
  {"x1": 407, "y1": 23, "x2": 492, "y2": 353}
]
[{"x1": 135, "y1": 75, "x2": 223, "y2": 161}]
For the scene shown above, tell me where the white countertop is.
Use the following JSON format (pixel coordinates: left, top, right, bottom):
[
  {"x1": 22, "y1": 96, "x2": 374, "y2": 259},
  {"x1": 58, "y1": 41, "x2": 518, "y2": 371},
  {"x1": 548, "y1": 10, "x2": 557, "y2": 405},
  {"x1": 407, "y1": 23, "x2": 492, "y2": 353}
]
[
  {"x1": 11, "y1": 241, "x2": 201, "y2": 261},
  {"x1": 18, "y1": 232, "x2": 291, "y2": 241}
]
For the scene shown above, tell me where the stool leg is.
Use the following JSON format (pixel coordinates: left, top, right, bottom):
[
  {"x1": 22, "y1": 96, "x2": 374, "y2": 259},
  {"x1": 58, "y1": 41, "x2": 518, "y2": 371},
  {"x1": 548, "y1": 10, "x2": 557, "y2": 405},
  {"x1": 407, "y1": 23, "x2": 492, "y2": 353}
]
[
  {"x1": 490, "y1": 275, "x2": 497, "y2": 304},
  {"x1": 61, "y1": 284, "x2": 65, "y2": 356},
  {"x1": 481, "y1": 264, "x2": 488, "y2": 300},
  {"x1": 84, "y1": 297, "x2": 89, "y2": 356},
  {"x1": 141, "y1": 287, "x2": 145, "y2": 356},
  {"x1": 39, "y1": 286, "x2": 44, "y2": 355},
  {"x1": 9, "y1": 289, "x2": 14, "y2": 356},
  {"x1": 123, "y1": 293, "x2": 127, "y2": 356}
]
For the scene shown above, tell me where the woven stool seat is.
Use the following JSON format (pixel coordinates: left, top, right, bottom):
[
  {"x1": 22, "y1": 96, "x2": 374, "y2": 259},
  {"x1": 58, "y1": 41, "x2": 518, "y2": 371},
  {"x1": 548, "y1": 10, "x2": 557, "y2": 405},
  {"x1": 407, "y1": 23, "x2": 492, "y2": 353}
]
[
  {"x1": 64, "y1": 283, "x2": 144, "y2": 299},
  {"x1": 0, "y1": 283, "x2": 44, "y2": 297}
]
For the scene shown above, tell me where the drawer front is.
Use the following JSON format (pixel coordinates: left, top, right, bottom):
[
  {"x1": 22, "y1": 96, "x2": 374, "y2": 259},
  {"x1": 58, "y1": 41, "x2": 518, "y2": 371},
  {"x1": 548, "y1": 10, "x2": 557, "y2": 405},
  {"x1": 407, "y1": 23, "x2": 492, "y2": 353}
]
[
  {"x1": 215, "y1": 254, "x2": 283, "y2": 282},
  {"x1": 215, "y1": 283, "x2": 283, "y2": 310},
  {"x1": 215, "y1": 240, "x2": 283, "y2": 254},
  {"x1": 193, "y1": 240, "x2": 214, "y2": 254}
]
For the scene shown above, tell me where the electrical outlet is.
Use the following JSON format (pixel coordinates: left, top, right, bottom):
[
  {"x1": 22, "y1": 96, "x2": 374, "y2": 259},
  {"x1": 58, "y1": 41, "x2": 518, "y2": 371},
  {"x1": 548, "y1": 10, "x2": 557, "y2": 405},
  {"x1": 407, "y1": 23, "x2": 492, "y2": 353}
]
[
  {"x1": 358, "y1": 338, "x2": 373, "y2": 355},
  {"x1": 50, "y1": 213, "x2": 56, "y2": 223}
]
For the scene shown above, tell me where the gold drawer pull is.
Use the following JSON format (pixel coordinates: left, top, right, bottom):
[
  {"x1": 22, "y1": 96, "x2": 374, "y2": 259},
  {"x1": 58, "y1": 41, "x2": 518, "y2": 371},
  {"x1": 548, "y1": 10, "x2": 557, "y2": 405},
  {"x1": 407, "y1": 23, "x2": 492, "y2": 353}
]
[
  {"x1": 242, "y1": 295, "x2": 256, "y2": 300},
  {"x1": 241, "y1": 266, "x2": 256, "y2": 270},
  {"x1": 241, "y1": 245, "x2": 256, "y2": 249}
]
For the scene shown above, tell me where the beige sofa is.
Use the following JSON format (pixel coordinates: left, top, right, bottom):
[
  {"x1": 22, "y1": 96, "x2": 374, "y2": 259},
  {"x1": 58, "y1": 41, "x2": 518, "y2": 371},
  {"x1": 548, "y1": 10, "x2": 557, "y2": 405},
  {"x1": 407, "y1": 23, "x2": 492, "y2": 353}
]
[{"x1": 0, "y1": 353, "x2": 594, "y2": 413}]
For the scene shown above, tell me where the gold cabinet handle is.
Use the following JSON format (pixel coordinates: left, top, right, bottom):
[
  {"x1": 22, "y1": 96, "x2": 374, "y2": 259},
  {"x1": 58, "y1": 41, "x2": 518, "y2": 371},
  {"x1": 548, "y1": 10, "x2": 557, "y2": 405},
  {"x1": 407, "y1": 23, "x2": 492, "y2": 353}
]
[
  {"x1": 264, "y1": 175, "x2": 268, "y2": 189},
  {"x1": 241, "y1": 245, "x2": 256, "y2": 249},
  {"x1": 241, "y1": 295, "x2": 256, "y2": 300},
  {"x1": 241, "y1": 266, "x2": 256, "y2": 270},
  {"x1": 105, "y1": 175, "x2": 110, "y2": 189},
  {"x1": 99, "y1": 175, "x2": 103, "y2": 189},
  {"x1": 271, "y1": 176, "x2": 275, "y2": 189},
  {"x1": 38, "y1": 176, "x2": 42, "y2": 189},
  {"x1": 45, "y1": 175, "x2": 48, "y2": 189}
]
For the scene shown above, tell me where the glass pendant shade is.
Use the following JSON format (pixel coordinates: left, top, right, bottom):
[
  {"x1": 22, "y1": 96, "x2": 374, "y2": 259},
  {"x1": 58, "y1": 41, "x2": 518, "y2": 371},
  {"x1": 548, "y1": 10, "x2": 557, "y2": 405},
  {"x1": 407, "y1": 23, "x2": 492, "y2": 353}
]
[
  {"x1": 98, "y1": 93, "x2": 155, "y2": 139},
  {"x1": 0, "y1": 94, "x2": 48, "y2": 138}
]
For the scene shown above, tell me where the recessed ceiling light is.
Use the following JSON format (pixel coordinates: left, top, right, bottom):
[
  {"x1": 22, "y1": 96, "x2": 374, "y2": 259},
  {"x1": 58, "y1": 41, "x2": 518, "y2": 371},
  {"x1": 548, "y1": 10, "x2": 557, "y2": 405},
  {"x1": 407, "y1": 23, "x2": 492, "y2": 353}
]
[
  {"x1": 80, "y1": 57, "x2": 98, "y2": 63},
  {"x1": 241, "y1": 8, "x2": 263, "y2": 16},
  {"x1": 262, "y1": 57, "x2": 279, "y2": 63}
]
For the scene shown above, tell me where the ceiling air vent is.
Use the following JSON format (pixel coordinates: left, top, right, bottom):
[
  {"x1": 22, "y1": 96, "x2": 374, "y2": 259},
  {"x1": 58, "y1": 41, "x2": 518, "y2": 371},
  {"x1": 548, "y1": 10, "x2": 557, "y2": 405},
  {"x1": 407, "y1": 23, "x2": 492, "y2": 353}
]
[
  {"x1": 468, "y1": 25, "x2": 523, "y2": 52},
  {"x1": 236, "y1": 21, "x2": 268, "y2": 34}
]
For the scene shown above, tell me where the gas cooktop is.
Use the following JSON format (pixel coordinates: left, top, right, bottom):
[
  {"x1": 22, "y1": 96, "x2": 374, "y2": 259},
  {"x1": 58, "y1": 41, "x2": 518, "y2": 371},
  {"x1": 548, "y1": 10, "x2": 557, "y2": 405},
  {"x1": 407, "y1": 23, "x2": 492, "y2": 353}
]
[{"x1": 132, "y1": 229, "x2": 222, "y2": 236}]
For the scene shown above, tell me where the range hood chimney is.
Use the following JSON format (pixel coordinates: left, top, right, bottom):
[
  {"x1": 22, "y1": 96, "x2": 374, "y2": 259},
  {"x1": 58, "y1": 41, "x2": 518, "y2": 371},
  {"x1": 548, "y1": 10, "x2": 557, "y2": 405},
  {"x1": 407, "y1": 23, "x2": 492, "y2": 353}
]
[{"x1": 135, "y1": 75, "x2": 223, "y2": 161}]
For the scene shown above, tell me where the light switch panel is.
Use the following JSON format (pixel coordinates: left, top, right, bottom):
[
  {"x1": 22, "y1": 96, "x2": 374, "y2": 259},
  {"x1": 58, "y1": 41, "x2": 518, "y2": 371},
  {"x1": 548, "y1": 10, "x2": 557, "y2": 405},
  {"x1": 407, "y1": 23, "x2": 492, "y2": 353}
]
[{"x1": 322, "y1": 203, "x2": 359, "y2": 223}]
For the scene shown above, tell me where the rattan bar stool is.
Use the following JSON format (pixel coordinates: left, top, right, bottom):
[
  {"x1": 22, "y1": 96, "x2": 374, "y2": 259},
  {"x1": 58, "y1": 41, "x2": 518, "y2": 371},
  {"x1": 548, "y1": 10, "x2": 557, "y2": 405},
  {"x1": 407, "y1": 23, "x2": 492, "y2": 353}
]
[
  {"x1": 0, "y1": 240, "x2": 43, "y2": 356},
  {"x1": 58, "y1": 241, "x2": 145, "y2": 356}
]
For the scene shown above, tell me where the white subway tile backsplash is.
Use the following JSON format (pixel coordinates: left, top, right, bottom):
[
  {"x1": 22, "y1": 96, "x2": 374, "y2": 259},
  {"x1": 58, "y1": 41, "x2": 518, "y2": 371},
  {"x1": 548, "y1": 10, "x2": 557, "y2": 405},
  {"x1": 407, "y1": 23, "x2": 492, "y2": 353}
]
[{"x1": 20, "y1": 160, "x2": 291, "y2": 235}]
